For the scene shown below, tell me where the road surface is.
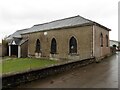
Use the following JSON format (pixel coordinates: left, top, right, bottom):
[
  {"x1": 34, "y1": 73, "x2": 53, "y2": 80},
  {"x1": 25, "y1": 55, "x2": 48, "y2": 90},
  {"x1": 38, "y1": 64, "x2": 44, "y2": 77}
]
[{"x1": 17, "y1": 53, "x2": 119, "y2": 88}]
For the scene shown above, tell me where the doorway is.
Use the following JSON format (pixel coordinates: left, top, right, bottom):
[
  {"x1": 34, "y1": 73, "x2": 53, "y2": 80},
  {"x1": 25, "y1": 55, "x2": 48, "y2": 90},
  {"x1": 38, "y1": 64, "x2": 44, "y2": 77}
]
[{"x1": 11, "y1": 45, "x2": 18, "y2": 57}]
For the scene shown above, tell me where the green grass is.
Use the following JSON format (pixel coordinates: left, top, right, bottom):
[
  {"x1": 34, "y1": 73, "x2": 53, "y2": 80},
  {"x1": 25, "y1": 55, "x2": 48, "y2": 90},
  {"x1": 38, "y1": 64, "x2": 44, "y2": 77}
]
[{"x1": 0, "y1": 58, "x2": 58, "y2": 75}]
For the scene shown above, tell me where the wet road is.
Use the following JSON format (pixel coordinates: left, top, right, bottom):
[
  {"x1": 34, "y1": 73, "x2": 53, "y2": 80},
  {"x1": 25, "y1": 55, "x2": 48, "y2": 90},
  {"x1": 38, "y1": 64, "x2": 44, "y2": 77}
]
[{"x1": 17, "y1": 53, "x2": 119, "y2": 88}]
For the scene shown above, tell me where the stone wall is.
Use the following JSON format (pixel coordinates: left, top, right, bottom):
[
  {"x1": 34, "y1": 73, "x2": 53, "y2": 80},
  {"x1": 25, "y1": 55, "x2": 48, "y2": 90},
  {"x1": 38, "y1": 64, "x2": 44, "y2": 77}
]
[
  {"x1": 94, "y1": 25, "x2": 110, "y2": 59},
  {"x1": 27, "y1": 25, "x2": 93, "y2": 60},
  {"x1": 0, "y1": 44, "x2": 2, "y2": 57},
  {"x1": 21, "y1": 40, "x2": 28, "y2": 57},
  {"x1": 25, "y1": 24, "x2": 110, "y2": 61},
  {"x1": 110, "y1": 47, "x2": 116, "y2": 54},
  {"x1": 2, "y1": 58, "x2": 95, "y2": 88},
  {"x1": 0, "y1": 43, "x2": 7, "y2": 57}
]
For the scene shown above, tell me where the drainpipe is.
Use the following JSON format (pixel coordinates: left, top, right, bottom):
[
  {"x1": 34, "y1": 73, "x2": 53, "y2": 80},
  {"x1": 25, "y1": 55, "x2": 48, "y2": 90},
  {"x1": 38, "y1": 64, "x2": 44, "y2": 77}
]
[
  {"x1": 9, "y1": 45, "x2": 11, "y2": 56},
  {"x1": 92, "y1": 25, "x2": 95, "y2": 57},
  {"x1": 18, "y1": 45, "x2": 21, "y2": 58}
]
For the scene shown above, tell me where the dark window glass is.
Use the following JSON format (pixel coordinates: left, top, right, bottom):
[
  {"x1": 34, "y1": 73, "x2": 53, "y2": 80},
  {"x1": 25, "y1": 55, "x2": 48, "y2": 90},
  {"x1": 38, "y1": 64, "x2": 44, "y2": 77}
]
[
  {"x1": 100, "y1": 33, "x2": 103, "y2": 47},
  {"x1": 51, "y1": 38, "x2": 57, "y2": 54},
  {"x1": 69, "y1": 37, "x2": 77, "y2": 53},
  {"x1": 35, "y1": 39, "x2": 41, "y2": 53},
  {"x1": 106, "y1": 35, "x2": 108, "y2": 47}
]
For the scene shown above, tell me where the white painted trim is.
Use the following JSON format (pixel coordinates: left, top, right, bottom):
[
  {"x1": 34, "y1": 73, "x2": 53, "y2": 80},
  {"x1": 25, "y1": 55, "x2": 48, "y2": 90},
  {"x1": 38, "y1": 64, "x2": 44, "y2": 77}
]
[
  {"x1": 9, "y1": 45, "x2": 11, "y2": 56},
  {"x1": 12, "y1": 41, "x2": 16, "y2": 45},
  {"x1": 18, "y1": 46, "x2": 21, "y2": 58},
  {"x1": 93, "y1": 25, "x2": 95, "y2": 57}
]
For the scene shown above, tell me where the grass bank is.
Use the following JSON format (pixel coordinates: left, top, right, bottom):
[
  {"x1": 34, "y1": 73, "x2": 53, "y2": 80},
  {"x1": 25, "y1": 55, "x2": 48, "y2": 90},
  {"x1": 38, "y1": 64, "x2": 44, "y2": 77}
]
[{"x1": 0, "y1": 58, "x2": 58, "y2": 75}]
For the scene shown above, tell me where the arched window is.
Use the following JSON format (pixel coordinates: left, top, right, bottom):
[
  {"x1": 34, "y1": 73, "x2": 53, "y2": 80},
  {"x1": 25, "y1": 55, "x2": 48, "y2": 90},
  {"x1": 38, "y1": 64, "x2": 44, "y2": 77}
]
[
  {"x1": 51, "y1": 38, "x2": 57, "y2": 54},
  {"x1": 100, "y1": 33, "x2": 103, "y2": 47},
  {"x1": 35, "y1": 39, "x2": 41, "y2": 53},
  {"x1": 106, "y1": 35, "x2": 109, "y2": 47},
  {"x1": 69, "y1": 36, "x2": 77, "y2": 53}
]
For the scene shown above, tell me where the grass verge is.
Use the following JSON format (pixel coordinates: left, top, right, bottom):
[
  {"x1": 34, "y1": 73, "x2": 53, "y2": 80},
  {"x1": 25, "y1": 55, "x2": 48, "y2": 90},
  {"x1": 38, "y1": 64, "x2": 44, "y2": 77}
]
[{"x1": 0, "y1": 58, "x2": 58, "y2": 75}]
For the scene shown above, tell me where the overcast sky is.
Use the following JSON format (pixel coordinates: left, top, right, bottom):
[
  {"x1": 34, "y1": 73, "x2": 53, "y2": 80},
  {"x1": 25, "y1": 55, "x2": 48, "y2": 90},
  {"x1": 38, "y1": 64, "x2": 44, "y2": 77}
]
[{"x1": 0, "y1": 0, "x2": 119, "y2": 43}]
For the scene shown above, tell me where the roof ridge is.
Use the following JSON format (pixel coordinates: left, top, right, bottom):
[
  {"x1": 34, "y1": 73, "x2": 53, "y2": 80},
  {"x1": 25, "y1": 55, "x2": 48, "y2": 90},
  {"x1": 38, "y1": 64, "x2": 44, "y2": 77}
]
[
  {"x1": 78, "y1": 15, "x2": 94, "y2": 22},
  {"x1": 18, "y1": 28, "x2": 29, "y2": 31},
  {"x1": 6, "y1": 28, "x2": 29, "y2": 39},
  {"x1": 110, "y1": 40, "x2": 120, "y2": 42},
  {"x1": 15, "y1": 28, "x2": 29, "y2": 33},
  {"x1": 33, "y1": 15, "x2": 81, "y2": 26}
]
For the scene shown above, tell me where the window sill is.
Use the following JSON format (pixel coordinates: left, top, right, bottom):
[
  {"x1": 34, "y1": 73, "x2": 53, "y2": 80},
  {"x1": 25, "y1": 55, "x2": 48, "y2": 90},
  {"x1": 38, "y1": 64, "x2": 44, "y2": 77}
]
[{"x1": 68, "y1": 53, "x2": 79, "y2": 56}]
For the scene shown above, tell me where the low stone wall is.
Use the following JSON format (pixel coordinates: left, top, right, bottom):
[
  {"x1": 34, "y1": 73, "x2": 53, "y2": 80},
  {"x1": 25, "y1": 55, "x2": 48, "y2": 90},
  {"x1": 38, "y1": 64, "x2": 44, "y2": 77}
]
[
  {"x1": 0, "y1": 44, "x2": 2, "y2": 57},
  {"x1": 110, "y1": 47, "x2": 116, "y2": 54},
  {"x1": 2, "y1": 58, "x2": 95, "y2": 88},
  {"x1": 0, "y1": 44, "x2": 8, "y2": 57}
]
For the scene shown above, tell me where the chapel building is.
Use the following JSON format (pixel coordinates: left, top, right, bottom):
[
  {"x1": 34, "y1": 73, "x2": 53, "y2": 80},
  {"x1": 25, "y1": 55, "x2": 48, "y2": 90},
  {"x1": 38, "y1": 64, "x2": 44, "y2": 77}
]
[{"x1": 7, "y1": 15, "x2": 111, "y2": 61}]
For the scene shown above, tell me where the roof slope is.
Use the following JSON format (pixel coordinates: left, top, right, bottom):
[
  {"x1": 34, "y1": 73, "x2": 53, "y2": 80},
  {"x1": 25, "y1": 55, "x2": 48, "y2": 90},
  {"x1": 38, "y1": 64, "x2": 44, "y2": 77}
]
[
  {"x1": 24, "y1": 15, "x2": 92, "y2": 34},
  {"x1": 6, "y1": 28, "x2": 29, "y2": 40},
  {"x1": 6, "y1": 15, "x2": 110, "y2": 40},
  {"x1": 8, "y1": 38, "x2": 28, "y2": 45}
]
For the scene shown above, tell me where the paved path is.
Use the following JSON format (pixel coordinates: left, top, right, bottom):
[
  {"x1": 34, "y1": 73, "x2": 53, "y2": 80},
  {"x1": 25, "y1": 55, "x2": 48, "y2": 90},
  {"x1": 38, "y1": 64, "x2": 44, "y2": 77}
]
[{"x1": 17, "y1": 53, "x2": 119, "y2": 88}]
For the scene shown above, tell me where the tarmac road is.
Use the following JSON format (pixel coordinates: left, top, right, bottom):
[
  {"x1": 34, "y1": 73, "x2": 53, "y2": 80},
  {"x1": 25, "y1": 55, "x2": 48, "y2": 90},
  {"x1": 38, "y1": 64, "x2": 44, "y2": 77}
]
[{"x1": 17, "y1": 52, "x2": 119, "y2": 88}]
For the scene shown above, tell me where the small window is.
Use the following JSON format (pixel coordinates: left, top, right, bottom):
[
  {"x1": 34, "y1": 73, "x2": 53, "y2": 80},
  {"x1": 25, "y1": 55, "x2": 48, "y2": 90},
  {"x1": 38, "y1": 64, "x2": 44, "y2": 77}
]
[
  {"x1": 69, "y1": 36, "x2": 77, "y2": 53},
  {"x1": 35, "y1": 39, "x2": 41, "y2": 53},
  {"x1": 100, "y1": 33, "x2": 103, "y2": 47},
  {"x1": 51, "y1": 38, "x2": 57, "y2": 54}
]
